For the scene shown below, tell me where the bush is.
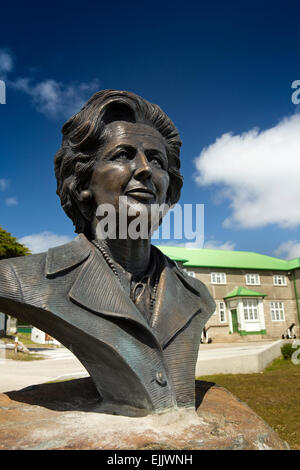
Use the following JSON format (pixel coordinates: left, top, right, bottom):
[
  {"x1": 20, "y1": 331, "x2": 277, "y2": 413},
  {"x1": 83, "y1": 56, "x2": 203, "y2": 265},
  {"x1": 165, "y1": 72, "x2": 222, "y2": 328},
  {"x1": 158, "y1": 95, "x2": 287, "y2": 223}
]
[{"x1": 281, "y1": 342, "x2": 300, "y2": 359}]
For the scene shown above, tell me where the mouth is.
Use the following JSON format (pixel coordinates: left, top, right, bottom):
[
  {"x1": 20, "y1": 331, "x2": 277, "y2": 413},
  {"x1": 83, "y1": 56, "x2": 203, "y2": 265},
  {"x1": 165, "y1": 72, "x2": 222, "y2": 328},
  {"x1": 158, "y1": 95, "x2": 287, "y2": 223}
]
[{"x1": 125, "y1": 188, "x2": 156, "y2": 201}]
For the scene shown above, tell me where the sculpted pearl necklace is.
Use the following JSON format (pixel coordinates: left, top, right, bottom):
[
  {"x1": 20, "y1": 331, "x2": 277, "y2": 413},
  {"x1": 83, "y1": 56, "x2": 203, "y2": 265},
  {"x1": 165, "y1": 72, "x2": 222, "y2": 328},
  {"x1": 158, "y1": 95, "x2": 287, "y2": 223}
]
[
  {"x1": 92, "y1": 239, "x2": 122, "y2": 283},
  {"x1": 92, "y1": 240, "x2": 159, "y2": 315}
]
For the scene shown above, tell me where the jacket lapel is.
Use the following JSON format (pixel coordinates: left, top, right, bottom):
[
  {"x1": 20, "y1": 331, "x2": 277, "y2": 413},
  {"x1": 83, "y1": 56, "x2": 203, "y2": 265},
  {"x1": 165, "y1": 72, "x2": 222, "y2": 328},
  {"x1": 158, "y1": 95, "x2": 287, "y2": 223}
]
[
  {"x1": 150, "y1": 262, "x2": 203, "y2": 348},
  {"x1": 45, "y1": 235, "x2": 206, "y2": 348},
  {"x1": 68, "y1": 248, "x2": 153, "y2": 333},
  {"x1": 45, "y1": 234, "x2": 91, "y2": 276}
]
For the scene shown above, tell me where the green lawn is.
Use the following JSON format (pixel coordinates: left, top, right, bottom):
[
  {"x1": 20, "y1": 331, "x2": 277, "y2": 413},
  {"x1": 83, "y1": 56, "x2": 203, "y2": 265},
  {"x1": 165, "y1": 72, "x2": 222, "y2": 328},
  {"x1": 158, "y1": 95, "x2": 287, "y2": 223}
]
[
  {"x1": 197, "y1": 357, "x2": 300, "y2": 450},
  {"x1": 0, "y1": 332, "x2": 54, "y2": 361},
  {"x1": 0, "y1": 332, "x2": 58, "y2": 348},
  {"x1": 17, "y1": 332, "x2": 58, "y2": 347},
  {"x1": 3, "y1": 350, "x2": 44, "y2": 361}
]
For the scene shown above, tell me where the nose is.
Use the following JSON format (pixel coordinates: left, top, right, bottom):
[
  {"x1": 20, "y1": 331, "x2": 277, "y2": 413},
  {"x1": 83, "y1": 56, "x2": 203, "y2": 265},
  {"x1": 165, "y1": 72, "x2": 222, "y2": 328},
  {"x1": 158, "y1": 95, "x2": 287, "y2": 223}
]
[{"x1": 133, "y1": 151, "x2": 152, "y2": 181}]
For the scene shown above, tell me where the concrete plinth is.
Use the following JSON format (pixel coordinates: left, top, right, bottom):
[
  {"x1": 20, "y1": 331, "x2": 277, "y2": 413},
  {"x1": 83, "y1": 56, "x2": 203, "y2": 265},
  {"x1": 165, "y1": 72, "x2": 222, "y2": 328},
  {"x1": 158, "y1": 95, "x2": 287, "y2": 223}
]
[{"x1": 0, "y1": 378, "x2": 289, "y2": 450}]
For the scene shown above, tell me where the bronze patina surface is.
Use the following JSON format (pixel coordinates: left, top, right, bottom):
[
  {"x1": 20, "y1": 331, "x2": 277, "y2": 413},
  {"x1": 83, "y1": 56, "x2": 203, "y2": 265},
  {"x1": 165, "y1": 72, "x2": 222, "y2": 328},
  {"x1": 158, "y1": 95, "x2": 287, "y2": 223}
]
[{"x1": 0, "y1": 90, "x2": 215, "y2": 416}]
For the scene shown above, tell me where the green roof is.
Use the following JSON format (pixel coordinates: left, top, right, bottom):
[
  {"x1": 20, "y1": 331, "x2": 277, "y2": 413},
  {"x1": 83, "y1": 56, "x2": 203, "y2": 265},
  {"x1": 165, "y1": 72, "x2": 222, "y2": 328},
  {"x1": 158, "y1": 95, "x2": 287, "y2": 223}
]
[
  {"x1": 156, "y1": 245, "x2": 300, "y2": 272},
  {"x1": 165, "y1": 255, "x2": 188, "y2": 263},
  {"x1": 223, "y1": 287, "x2": 267, "y2": 299},
  {"x1": 286, "y1": 257, "x2": 300, "y2": 270}
]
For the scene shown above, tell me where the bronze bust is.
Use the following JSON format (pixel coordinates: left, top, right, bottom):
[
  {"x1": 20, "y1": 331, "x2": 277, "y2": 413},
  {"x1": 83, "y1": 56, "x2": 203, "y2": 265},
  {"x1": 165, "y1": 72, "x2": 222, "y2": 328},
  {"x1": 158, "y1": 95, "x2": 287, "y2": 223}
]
[{"x1": 0, "y1": 90, "x2": 215, "y2": 416}]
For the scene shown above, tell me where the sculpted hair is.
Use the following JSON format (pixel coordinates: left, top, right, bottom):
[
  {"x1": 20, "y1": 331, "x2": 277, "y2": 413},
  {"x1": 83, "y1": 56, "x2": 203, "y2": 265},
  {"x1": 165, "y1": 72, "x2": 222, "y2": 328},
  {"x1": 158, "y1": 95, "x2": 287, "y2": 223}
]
[{"x1": 54, "y1": 89, "x2": 183, "y2": 236}]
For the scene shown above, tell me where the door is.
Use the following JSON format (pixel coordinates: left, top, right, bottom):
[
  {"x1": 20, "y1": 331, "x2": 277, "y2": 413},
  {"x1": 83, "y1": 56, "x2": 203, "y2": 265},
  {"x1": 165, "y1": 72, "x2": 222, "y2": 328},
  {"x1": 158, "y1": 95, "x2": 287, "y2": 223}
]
[{"x1": 231, "y1": 309, "x2": 239, "y2": 333}]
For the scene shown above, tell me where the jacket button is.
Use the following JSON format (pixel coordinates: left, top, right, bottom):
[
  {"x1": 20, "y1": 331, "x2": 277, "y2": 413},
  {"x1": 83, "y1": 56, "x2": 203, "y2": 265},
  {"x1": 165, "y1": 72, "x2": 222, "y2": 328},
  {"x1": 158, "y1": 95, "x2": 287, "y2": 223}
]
[{"x1": 155, "y1": 372, "x2": 167, "y2": 386}]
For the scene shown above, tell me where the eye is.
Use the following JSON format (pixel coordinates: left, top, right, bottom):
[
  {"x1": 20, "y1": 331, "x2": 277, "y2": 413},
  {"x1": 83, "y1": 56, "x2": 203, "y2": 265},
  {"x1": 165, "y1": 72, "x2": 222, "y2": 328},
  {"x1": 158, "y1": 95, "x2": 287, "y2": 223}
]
[
  {"x1": 150, "y1": 157, "x2": 163, "y2": 168},
  {"x1": 111, "y1": 150, "x2": 131, "y2": 162},
  {"x1": 146, "y1": 150, "x2": 167, "y2": 169}
]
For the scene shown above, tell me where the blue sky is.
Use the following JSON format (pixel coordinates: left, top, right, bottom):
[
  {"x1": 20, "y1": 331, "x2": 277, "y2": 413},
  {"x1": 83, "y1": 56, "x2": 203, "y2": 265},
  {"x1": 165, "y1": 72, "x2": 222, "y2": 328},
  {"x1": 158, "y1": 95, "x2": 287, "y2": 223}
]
[{"x1": 1, "y1": 0, "x2": 300, "y2": 258}]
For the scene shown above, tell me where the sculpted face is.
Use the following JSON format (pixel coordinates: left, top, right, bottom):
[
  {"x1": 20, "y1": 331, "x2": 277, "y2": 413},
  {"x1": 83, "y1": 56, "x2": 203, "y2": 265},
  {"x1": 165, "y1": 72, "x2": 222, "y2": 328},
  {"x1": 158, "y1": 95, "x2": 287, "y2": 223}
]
[{"x1": 88, "y1": 121, "x2": 170, "y2": 236}]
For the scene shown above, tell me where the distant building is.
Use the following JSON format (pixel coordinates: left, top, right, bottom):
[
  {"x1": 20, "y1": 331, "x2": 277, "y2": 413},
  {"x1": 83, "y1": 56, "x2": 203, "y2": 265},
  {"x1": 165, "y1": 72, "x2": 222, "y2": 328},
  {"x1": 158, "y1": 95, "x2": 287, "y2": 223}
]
[
  {"x1": 0, "y1": 314, "x2": 17, "y2": 335},
  {"x1": 0, "y1": 313, "x2": 5, "y2": 334},
  {"x1": 158, "y1": 246, "x2": 300, "y2": 342},
  {"x1": 2, "y1": 247, "x2": 299, "y2": 344},
  {"x1": 31, "y1": 327, "x2": 60, "y2": 345}
]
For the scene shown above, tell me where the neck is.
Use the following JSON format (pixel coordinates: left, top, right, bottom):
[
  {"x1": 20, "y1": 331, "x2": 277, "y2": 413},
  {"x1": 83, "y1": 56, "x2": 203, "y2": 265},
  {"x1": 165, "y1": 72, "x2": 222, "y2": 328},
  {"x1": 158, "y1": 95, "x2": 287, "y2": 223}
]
[{"x1": 95, "y1": 237, "x2": 151, "y2": 279}]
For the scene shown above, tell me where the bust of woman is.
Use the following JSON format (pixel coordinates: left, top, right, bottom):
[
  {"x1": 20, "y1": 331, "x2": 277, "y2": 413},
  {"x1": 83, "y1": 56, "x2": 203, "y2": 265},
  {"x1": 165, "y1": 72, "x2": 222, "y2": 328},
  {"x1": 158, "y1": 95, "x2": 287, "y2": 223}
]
[{"x1": 0, "y1": 90, "x2": 215, "y2": 416}]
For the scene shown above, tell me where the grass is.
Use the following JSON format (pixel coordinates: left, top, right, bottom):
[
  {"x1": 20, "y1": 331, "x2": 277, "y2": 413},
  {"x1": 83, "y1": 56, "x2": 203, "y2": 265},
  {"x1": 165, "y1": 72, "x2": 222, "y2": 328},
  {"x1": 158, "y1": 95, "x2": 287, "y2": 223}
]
[
  {"x1": 1, "y1": 350, "x2": 45, "y2": 361},
  {"x1": 16, "y1": 332, "x2": 58, "y2": 348},
  {"x1": 0, "y1": 332, "x2": 59, "y2": 348},
  {"x1": 197, "y1": 356, "x2": 300, "y2": 450},
  {"x1": 15, "y1": 332, "x2": 39, "y2": 346},
  {"x1": 0, "y1": 332, "x2": 54, "y2": 361}
]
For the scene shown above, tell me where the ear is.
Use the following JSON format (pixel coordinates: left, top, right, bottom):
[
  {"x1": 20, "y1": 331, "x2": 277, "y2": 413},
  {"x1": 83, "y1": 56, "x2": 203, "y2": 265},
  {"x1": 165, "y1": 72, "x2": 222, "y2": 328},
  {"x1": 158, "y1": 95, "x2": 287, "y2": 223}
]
[
  {"x1": 79, "y1": 190, "x2": 92, "y2": 202},
  {"x1": 74, "y1": 187, "x2": 95, "y2": 226},
  {"x1": 165, "y1": 187, "x2": 173, "y2": 207}
]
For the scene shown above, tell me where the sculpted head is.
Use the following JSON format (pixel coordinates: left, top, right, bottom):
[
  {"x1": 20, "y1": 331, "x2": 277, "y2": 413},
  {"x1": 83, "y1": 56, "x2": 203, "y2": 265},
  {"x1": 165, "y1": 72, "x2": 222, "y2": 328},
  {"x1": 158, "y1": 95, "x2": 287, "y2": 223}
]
[{"x1": 54, "y1": 90, "x2": 183, "y2": 238}]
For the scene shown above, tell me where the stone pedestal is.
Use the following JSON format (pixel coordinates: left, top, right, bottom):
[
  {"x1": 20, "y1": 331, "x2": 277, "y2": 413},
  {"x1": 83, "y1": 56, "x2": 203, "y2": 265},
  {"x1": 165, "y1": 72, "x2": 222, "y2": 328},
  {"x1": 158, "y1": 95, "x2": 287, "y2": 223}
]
[{"x1": 0, "y1": 378, "x2": 289, "y2": 450}]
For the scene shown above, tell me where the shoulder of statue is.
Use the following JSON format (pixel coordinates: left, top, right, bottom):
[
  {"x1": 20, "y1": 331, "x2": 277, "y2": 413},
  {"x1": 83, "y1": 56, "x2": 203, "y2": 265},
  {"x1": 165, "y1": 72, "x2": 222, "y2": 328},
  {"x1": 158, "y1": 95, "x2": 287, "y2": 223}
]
[
  {"x1": 152, "y1": 246, "x2": 199, "y2": 291},
  {"x1": 0, "y1": 251, "x2": 47, "y2": 272},
  {"x1": 45, "y1": 234, "x2": 92, "y2": 277},
  {"x1": 0, "y1": 253, "x2": 43, "y2": 303},
  {"x1": 155, "y1": 250, "x2": 216, "y2": 315},
  {"x1": 0, "y1": 233, "x2": 91, "y2": 282}
]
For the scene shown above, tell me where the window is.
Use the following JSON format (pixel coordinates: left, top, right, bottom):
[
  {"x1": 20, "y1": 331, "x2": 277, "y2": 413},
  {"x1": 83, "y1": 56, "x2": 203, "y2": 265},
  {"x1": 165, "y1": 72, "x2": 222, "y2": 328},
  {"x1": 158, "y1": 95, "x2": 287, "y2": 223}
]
[
  {"x1": 270, "y1": 302, "x2": 285, "y2": 321},
  {"x1": 273, "y1": 275, "x2": 287, "y2": 286},
  {"x1": 219, "y1": 301, "x2": 226, "y2": 323},
  {"x1": 243, "y1": 299, "x2": 259, "y2": 321},
  {"x1": 245, "y1": 273, "x2": 260, "y2": 285},
  {"x1": 185, "y1": 270, "x2": 196, "y2": 278},
  {"x1": 211, "y1": 272, "x2": 226, "y2": 284}
]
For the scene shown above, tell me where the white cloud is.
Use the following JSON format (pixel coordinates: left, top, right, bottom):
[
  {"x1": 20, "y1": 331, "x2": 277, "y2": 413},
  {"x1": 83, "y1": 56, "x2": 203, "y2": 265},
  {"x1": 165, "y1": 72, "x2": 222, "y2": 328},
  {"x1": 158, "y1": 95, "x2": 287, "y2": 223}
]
[
  {"x1": 203, "y1": 240, "x2": 235, "y2": 250},
  {"x1": 0, "y1": 49, "x2": 13, "y2": 78},
  {"x1": 274, "y1": 240, "x2": 300, "y2": 260},
  {"x1": 0, "y1": 179, "x2": 9, "y2": 191},
  {"x1": 18, "y1": 232, "x2": 72, "y2": 254},
  {"x1": 182, "y1": 240, "x2": 204, "y2": 249},
  {"x1": 184, "y1": 239, "x2": 235, "y2": 250},
  {"x1": 157, "y1": 239, "x2": 235, "y2": 250},
  {"x1": 5, "y1": 197, "x2": 18, "y2": 206},
  {"x1": 12, "y1": 77, "x2": 100, "y2": 118},
  {"x1": 0, "y1": 47, "x2": 99, "y2": 118},
  {"x1": 195, "y1": 113, "x2": 300, "y2": 229}
]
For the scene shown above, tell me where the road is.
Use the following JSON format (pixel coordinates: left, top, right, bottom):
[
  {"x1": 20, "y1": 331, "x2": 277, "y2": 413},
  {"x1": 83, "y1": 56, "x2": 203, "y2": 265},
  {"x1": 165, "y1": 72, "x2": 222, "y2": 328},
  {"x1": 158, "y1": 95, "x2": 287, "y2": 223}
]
[
  {"x1": 0, "y1": 340, "x2": 280, "y2": 393},
  {"x1": 0, "y1": 347, "x2": 88, "y2": 393},
  {"x1": 198, "y1": 341, "x2": 275, "y2": 359}
]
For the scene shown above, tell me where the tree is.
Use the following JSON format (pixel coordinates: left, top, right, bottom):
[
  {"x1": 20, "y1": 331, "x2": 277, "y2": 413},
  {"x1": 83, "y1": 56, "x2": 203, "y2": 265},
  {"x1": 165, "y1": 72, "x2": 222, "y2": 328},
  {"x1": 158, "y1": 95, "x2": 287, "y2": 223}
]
[{"x1": 0, "y1": 226, "x2": 30, "y2": 259}]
